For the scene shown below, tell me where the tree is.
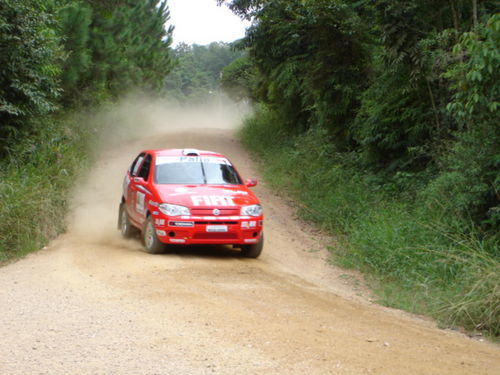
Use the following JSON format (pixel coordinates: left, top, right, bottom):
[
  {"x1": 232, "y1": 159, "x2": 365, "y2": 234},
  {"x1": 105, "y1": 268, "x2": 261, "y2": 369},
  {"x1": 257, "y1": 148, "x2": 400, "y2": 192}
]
[
  {"x1": 232, "y1": 0, "x2": 370, "y2": 146},
  {"x1": 221, "y1": 56, "x2": 256, "y2": 101},
  {"x1": 164, "y1": 42, "x2": 244, "y2": 101},
  {"x1": 86, "y1": 0, "x2": 174, "y2": 96},
  {"x1": 429, "y1": 14, "x2": 500, "y2": 227},
  {"x1": 0, "y1": 0, "x2": 62, "y2": 147},
  {"x1": 58, "y1": 1, "x2": 92, "y2": 101}
]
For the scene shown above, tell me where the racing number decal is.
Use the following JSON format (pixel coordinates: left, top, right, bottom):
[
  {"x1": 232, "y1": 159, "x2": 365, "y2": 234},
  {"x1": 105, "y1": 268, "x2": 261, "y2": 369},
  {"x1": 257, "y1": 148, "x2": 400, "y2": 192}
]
[{"x1": 136, "y1": 192, "x2": 146, "y2": 215}]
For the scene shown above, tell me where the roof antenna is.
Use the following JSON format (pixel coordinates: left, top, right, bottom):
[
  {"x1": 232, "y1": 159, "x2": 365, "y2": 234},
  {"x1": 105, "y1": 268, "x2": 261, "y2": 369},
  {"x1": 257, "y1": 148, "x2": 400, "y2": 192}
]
[{"x1": 182, "y1": 148, "x2": 200, "y2": 156}]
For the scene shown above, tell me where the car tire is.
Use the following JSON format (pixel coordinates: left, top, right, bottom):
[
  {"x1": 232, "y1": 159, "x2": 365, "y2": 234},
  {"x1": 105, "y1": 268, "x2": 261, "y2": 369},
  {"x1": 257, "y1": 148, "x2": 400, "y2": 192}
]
[
  {"x1": 119, "y1": 203, "x2": 136, "y2": 238},
  {"x1": 143, "y1": 216, "x2": 165, "y2": 254},
  {"x1": 241, "y1": 233, "x2": 264, "y2": 258}
]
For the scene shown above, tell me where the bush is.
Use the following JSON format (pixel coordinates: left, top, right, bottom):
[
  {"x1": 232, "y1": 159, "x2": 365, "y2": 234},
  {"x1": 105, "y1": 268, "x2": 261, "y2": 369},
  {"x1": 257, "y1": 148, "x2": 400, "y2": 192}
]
[{"x1": 0, "y1": 115, "x2": 92, "y2": 262}]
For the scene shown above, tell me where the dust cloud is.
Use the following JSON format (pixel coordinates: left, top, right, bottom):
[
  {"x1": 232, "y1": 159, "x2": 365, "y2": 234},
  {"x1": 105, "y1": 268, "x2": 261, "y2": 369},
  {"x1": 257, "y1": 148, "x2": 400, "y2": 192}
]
[
  {"x1": 66, "y1": 94, "x2": 250, "y2": 248},
  {"x1": 92, "y1": 94, "x2": 251, "y2": 149}
]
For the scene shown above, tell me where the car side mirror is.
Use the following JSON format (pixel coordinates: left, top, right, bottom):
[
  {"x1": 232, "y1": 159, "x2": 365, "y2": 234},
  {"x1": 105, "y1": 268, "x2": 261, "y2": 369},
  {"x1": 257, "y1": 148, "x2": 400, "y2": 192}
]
[{"x1": 245, "y1": 179, "x2": 257, "y2": 187}]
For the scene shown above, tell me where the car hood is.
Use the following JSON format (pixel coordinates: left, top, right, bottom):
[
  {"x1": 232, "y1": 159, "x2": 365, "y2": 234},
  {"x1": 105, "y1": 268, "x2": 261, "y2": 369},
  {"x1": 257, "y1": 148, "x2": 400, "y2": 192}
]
[{"x1": 154, "y1": 184, "x2": 259, "y2": 208}]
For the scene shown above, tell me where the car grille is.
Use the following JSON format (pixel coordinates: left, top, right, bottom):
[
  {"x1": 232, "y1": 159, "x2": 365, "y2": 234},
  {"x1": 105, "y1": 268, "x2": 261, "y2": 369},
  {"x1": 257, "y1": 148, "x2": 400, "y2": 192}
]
[
  {"x1": 191, "y1": 208, "x2": 240, "y2": 216},
  {"x1": 195, "y1": 221, "x2": 238, "y2": 225}
]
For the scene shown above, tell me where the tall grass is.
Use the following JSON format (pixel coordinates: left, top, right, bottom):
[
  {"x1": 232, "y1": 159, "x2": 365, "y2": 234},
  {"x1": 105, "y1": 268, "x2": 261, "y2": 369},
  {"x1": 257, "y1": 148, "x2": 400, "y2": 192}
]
[
  {"x1": 0, "y1": 115, "x2": 93, "y2": 262},
  {"x1": 241, "y1": 105, "x2": 499, "y2": 336}
]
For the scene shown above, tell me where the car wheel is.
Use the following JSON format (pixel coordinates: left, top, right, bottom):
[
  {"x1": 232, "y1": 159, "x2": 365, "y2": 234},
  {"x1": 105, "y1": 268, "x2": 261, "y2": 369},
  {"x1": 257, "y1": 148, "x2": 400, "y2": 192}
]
[
  {"x1": 119, "y1": 203, "x2": 136, "y2": 238},
  {"x1": 143, "y1": 216, "x2": 165, "y2": 254},
  {"x1": 241, "y1": 233, "x2": 264, "y2": 258}
]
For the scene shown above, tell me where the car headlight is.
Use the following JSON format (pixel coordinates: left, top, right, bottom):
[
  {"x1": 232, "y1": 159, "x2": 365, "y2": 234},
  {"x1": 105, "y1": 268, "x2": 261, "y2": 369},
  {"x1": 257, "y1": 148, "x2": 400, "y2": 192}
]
[
  {"x1": 240, "y1": 204, "x2": 262, "y2": 217},
  {"x1": 159, "y1": 203, "x2": 190, "y2": 216}
]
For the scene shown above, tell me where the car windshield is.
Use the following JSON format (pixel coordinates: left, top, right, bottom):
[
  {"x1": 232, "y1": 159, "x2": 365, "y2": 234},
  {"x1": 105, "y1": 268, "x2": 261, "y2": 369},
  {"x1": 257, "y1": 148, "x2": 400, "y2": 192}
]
[{"x1": 154, "y1": 156, "x2": 242, "y2": 185}]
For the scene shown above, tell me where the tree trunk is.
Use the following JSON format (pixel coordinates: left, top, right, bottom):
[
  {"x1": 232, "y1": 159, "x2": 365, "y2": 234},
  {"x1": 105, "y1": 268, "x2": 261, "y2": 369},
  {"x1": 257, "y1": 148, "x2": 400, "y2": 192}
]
[
  {"x1": 472, "y1": 0, "x2": 478, "y2": 29},
  {"x1": 449, "y1": 0, "x2": 460, "y2": 31},
  {"x1": 426, "y1": 79, "x2": 441, "y2": 134}
]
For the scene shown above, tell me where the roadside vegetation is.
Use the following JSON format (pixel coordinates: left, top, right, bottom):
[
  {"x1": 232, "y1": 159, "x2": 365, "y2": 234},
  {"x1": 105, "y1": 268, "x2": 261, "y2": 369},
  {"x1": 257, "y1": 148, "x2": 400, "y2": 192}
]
[
  {"x1": 221, "y1": 1, "x2": 499, "y2": 336},
  {"x1": 165, "y1": 42, "x2": 245, "y2": 102},
  {"x1": 0, "y1": 0, "x2": 174, "y2": 262}
]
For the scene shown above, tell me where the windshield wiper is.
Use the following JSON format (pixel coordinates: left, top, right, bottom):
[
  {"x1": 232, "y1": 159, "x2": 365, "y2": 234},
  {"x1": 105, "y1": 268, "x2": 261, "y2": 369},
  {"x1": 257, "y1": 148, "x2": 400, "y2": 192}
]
[{"x1": 199, "y1": 161, "x2": 207, "y2": 184}]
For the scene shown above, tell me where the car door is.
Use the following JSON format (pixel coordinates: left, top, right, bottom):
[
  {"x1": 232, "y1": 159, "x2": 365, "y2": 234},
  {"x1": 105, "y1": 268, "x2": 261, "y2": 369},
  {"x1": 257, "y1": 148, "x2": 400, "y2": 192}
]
[
  {"x1": 125, "y1": 153, "x2": 144, "y2": 224},
  {"x1": 128, "y1": 153, "x2": 153, "y2": 225}
]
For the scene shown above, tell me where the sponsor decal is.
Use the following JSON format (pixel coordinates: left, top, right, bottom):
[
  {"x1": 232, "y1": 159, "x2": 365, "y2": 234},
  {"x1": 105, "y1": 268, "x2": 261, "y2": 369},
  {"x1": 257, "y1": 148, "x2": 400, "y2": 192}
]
[
  {"x1": 156, "y1": 156, "x2": 231, "y2": 165},
  {"x1": 169, "y1": 221, "x2": 194, "y2": 227},
  {"x1": 149, "y1": 200, "x2": 159, "y2": 207},
  {"x1": 242, "y1": 221, "x2": 257, "y2": 228},
  {"x1": 136, "y1": 192, "x2": 145, "y2": 215},
  {"x1": 244, "y1": 239, "x2": 258, "y2": 243},
  {"x1": 156, "y1": 230, "x2": 166, "y2": 236},
  {"x1": 191, "y1": 195, "x2": 235, "y2": 207},
  {"x1": 222, "y1": 189, "x2": 248, "y2": 195},
  {"x1": 155, "y1": 219, "x2": 165, "y2": 226},
  {"x1": 136, "y1": 185, "x2": 152, "y2": 195}
]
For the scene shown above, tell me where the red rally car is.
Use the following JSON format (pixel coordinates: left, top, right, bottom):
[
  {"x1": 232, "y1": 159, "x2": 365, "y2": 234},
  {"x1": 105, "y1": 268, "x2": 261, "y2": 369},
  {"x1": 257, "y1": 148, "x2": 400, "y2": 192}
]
[{"x1": 118, "y1": 148, "x2": 264, "y2": 257}]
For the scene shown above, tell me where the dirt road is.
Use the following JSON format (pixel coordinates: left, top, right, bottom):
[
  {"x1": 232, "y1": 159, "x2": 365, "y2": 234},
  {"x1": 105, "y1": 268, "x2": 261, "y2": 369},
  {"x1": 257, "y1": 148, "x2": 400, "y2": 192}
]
[{"x1": 0, "y1": 103, "x2": 499, "y2": 374}]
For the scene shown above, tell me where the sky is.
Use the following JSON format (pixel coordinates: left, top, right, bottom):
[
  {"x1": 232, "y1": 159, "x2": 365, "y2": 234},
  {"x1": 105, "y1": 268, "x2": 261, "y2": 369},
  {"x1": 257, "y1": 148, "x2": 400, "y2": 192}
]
[{"x1": 168, "y1": 0, "x2": 251, "y2": 46}]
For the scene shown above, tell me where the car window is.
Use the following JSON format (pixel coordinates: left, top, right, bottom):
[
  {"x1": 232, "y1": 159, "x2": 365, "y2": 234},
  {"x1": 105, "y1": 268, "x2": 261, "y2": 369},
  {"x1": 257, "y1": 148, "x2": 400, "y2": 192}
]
[
  {"x1": 130, "y1": 154, "x2": 144, "y2": 177},
  {"x1": 155, "y1": 162, "x2": 205, "y2": 184},
  {"x1": 154, "y1": 157, "x2": 242, "y2": 185},
  {"x1": 204, "y1": 163, "x2": 241, "y2": 184},
  {"x1": 138, "y1": 154, "x2": 152, "y2": 180}
]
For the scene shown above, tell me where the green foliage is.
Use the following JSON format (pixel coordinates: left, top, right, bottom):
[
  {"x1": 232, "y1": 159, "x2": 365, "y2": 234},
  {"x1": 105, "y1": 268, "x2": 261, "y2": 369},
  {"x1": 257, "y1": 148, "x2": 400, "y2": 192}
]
[
  {"x1": 217, "y1": 0, "x2": 266, "y2": 19},
  {"x1": 0, "y1": 114, "x2": 93, "y2": 262},
  {"x1": 164, "y1": 42, "x2": 244, "y2": 101},
  {"x1": 239, "y1": 0, "x2": 369, "y2": 145},
  {"x1": 1, "y1": 0, "x2": 175, "y2": 147},
  {"x1": 352, "y1": 59, "x2": 434, "y2": 172},
  {"x1": 424, "y1": 15, "x2": 500, "y2": 227},
  {"x1": 0, "y1": 0, "x2": 62, "y2": 148},
  {"x1": 423, "y1": 121, "x2": 499, "y2": 228},
  {"x1": 446, "y1": 14, "x2": 499, "y2": 125},
  {"x1": 58, "y1": 2, "x2": 92, "y2": 99},
  {"x1": 86, "y1": 0, "x2": 174, "y2": 96},
  {"x1": 220, "y1": 56, "x2": 257, "y2": 101}
]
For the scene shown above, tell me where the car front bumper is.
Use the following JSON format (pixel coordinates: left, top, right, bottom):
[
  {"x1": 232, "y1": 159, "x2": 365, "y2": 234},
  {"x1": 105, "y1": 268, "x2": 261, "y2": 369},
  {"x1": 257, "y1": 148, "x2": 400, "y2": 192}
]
[{"x1": 152, "y1": 214, "x2": 264, "y2": 245}]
